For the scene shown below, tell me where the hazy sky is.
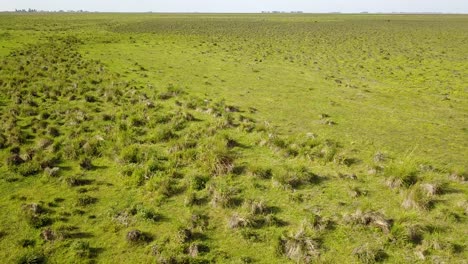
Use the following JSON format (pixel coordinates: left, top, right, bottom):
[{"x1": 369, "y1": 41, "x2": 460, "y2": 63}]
[{"x1": 1, "y1": 0, "x2": 467, "y2": 13}]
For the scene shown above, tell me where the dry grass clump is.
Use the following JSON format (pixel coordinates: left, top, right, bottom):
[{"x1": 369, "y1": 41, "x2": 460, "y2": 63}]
[
  {"x1": 126, "y1": 229, "x2": 152, "y2": 244},
  {"x1": 352, "y1": 243, "x2": 387, "y2": 264},
  {"x1": 277, "y1": 227, "x2": 320, "y2": 263},
  {"x1": 384, "y1": 160, "x2": 419, "y2": 189},
  {"x1": 304, "y1": 213, "x2": 334, "y2": 232},
  {"x1": 158, "y1": 84, "x2": 185, "y2": 100},
  {"x1": 448, "y1": 171, "x2": 467, "y2": 183},
  {"x1": 273, "y1": 166, "x2": 320, "y2": 189},
  {"x1": 76, "y1": 195, "x2": 98, "y2": 207},
  {"x1": 243, "y1": 199, "x2": 269, "y2": 215},
  {"x1": 228, "y1": 213, "x2": 252, "y2": 229},
  {"x1": 344, "y1": 209, "x2": 392, "y2": 233},
  {"x1": 247, "y1": 164, "x2": 272, "y2": 179},
  {"x1": 209, "y1": 185, "x2": 239, "y2": 208},
  {"x1": 40, "y1": 228, "x2": 57, "y2": 242},
  {"x1": 401, "y1": 184, "x2": 436, "y2": 211},
  {"x1": 22, "y1": 203, "x2": 52, "y2": 229},
  {"x1": 373, "y1": 152, "x2": 387, "y2": 163},
  {"x1": 197, "y1": 135, "x2": 237, "y2": 176},
  {"x1": 17, "y1": 250, "x2": 46, "y2": 264},
  {"x1": 228, "y1": 201, "x2": 283, "y2": 229}
]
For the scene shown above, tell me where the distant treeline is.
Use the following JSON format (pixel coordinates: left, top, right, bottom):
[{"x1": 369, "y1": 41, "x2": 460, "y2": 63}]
[
  {"x1": 14, "y1": 9, "x2": 90, "y2": 13},
  {"x1": 262, "y1": 11, "x2": 304, "y2": 14}
]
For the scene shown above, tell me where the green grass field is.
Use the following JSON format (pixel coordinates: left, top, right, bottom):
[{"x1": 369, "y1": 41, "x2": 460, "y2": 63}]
[{"x1": 0, "y1": 13, "x2": 467, "y2": 263}]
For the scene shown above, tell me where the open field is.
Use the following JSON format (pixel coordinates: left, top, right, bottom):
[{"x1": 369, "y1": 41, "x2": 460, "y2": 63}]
[{"x1": 0, "y1": 13, "x2": 467, "y2": 263}]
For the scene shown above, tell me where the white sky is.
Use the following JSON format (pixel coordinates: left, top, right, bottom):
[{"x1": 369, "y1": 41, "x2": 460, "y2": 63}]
[{"x1": 1, "y1": 0, "x2": 467, "y2": 13}]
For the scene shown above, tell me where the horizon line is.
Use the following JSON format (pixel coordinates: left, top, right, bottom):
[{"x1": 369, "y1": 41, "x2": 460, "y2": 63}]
[{"x1": 2, "y1": 11, "x2": 468, "y2": 15}]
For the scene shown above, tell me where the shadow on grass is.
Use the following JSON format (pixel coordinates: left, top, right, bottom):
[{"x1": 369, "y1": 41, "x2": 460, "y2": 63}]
[{"x1": 67, "y1": 232, "x2": 95, "y2": 239}]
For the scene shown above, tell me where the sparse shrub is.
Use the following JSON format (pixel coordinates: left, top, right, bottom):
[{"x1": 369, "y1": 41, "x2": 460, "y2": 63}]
[
  {"x1": 137, "y1": 207, "x2": 161, "y2": 222},
  {"x1": 420, "y1": 182, "x2": 443, "y2": 196},
  {"x1": 23, "y1": 203, "x2": 44, "y2": 215},
  {"x1": 120, "y1": 145, "x2": 141, "y2": 164},
  {"x1": 152, "y1": 113, "x2": 173, "y2": 124},
  {"x1": 299, "y1": 139, "x2": 340, "y2": 162},
  {"x1": 71, "y1": 240, "x2": 91, "y2": 258},
  {"x1": 406, "y1": 225, "x2": 426, "y2": 245},
  {"x1": 130, "y1": 116, "x2": 146, "y2": 127},
  {"x1": 352, "y1": 243, "x2": 387, "y2": 264},
  {"x1": 146, "y1": 159, "x2": 163, "y2": 174},
  {"x1": 264, "y1": 214, "x2": 284, "y2": 227},
  {"x1": 47, "y1": 126, "x2": 60, "y2": 137},
  {"x1": 112, "y1": 210, "x2": 135, "y2": 227},
  {"x1": 209, "y1": 185, "x2": 239, "y2": 208},
  {"x1": 79, "y1": 157, "x2": 94, "y2": 170},
  {"x1": 198, "y1": 137, "x2": 236, "y2": 176},
  {"x1": 35, "y1": 151, "x2": 61, "y2": 169},
  {"x1": 334, "y1": 154, "x2": 359, "y2": 166},
  {"x1": 102, "y1": 113, "x2": 114, "y2": 121},
  {"x1": 188, "y1": 174, "x2": 209, "y2": 191},
  {"x1": 247, "y1": 164, "x2": 272, "y2": 179},
  {"x1": 348, "y1": 186, "x2": 365, "y2": 198},
  {"x1": 36, "y1": 138, "x2": 53, "y2": 150},
  {"x1": 158, "y1": 85, "x2": 185, "y2": 100},
  {"x1": 240, "y1": 256, "x2": 254, "y2": 263},
  {"x1": 159, "y1": 178, "x2": 179, "y2": 197},
  {"x1": 240, "y1": 230, "x2": 262, "y2": 242},
  {"x1": 152, "y1": 126, "x2": 177, "y2": 142},
  {"x1": 339, "y1": 173, "x2": 358, "y2": 180},
  {"x1": 16, "y1": 161, "x2": 42, "y2": 177},
  {"x1": 392, "y1": 223, "x2": 426, "y2": 245},
  {"x1": 448, "y1": 170, "x2": 467, "y2": 182},
  {"x1": 84, "y1": 94, "x2": 97, "y2": 103},
  {"x1": 6, "y1": 127, "x2": 26, "y2": 145},
  {"x1": 76, "y1": 195, "x2": 98, "y2": 206},
  {"x1": 61, "y1": 139, "x2": 82, "y2": 160},
  {"x1": 175, "y1": 227, "x2": 193, "y2": 244},
  {"x1": 402, "y1": 184, "x2": 434, "y2": 211},
  {"x1": 228, "y1": 213, "x2": 251, "y2": 229},
  {"x1": 374, "y1": 152, "x2": 387, "y2": 163},
  {"x1": 16, "y1": 250, "x2": 46, "y2": 264},
  {"x1": 0, "y1": 133, "x2": 7, "y2": 149},
  {"x1": 169, "y1": 138, "x2": 198, "y2": 154},
  {"x1": 64, "y1": 175, "x2": 92, "y2": 187},
  {"x1": 184, "y1": 191, "x2": 197, "y2": 207},
  {"x1": 304, "y1": 214, "x2": 333, "y2": 232},
  {"x1": 171, "y1": 110, "x2": 195, "y2": 130},
  {"x1": 7, "y1": 154, "x2": 24, "y2": 166},
  {"x1": 243, "y1": 199, "x2": 268, "y2": 215},
  {"x1": 384, "y1": 160, "x2": 419, "y2": 189},
  {"x1": 40, "y1": 228, "x2": 56, "y2": 241},
  {"x1": 82, "y1": 139, "x2": 102, "y2": 157},
  {"x1": 187, "y1": 243, "x2": 199, "y2": 257},
  {"x1": 126, "y1": 229, "x2": 152, "y2": 244},
  {"x1": 186, "y1": 242, "x2": 209, "y2": 258},
  {"x1": 26, "y1": 214, "x2": 52, "y2": 229},
  {"x1": 189, "y1": 213, "x2": 209, "y2": 231},
  {"x1": 265, "y1": 134, "x2": 288, "y2": 150},
  {"x1": 10, "y1": 146, "x2": 21, "y2": 155},
  {"x1": 44, "y1": 167, "x2": 60, "y2": 177},
  {"x1": 344, "y1": 210, "x2": 392, "y2": 233},
  {"x1": 18, "y1": 239, "x2": 36, "y2": 248},
  {"x1": 127, "y1": 167, "x2": 146, "y2": 186},
  {"x1": 273, "y1": 166, "x2": 320, "y2": 189},
  {"x1": 277, "y1": 228, "x2": 320, "y2": 263},
  {"x1": 37, "y1": 120, "x2": 48, "y2": 130}
]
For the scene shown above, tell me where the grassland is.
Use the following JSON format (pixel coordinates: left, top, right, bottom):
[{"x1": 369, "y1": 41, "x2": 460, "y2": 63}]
[{"x1": 0, "y1": 13, "x2": 467, "y2": 263}]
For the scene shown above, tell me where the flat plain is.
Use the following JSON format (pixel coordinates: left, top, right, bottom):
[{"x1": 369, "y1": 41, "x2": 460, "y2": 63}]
[{"x1": 0, "y1": 13, "x2": 467, "y2": 263}]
